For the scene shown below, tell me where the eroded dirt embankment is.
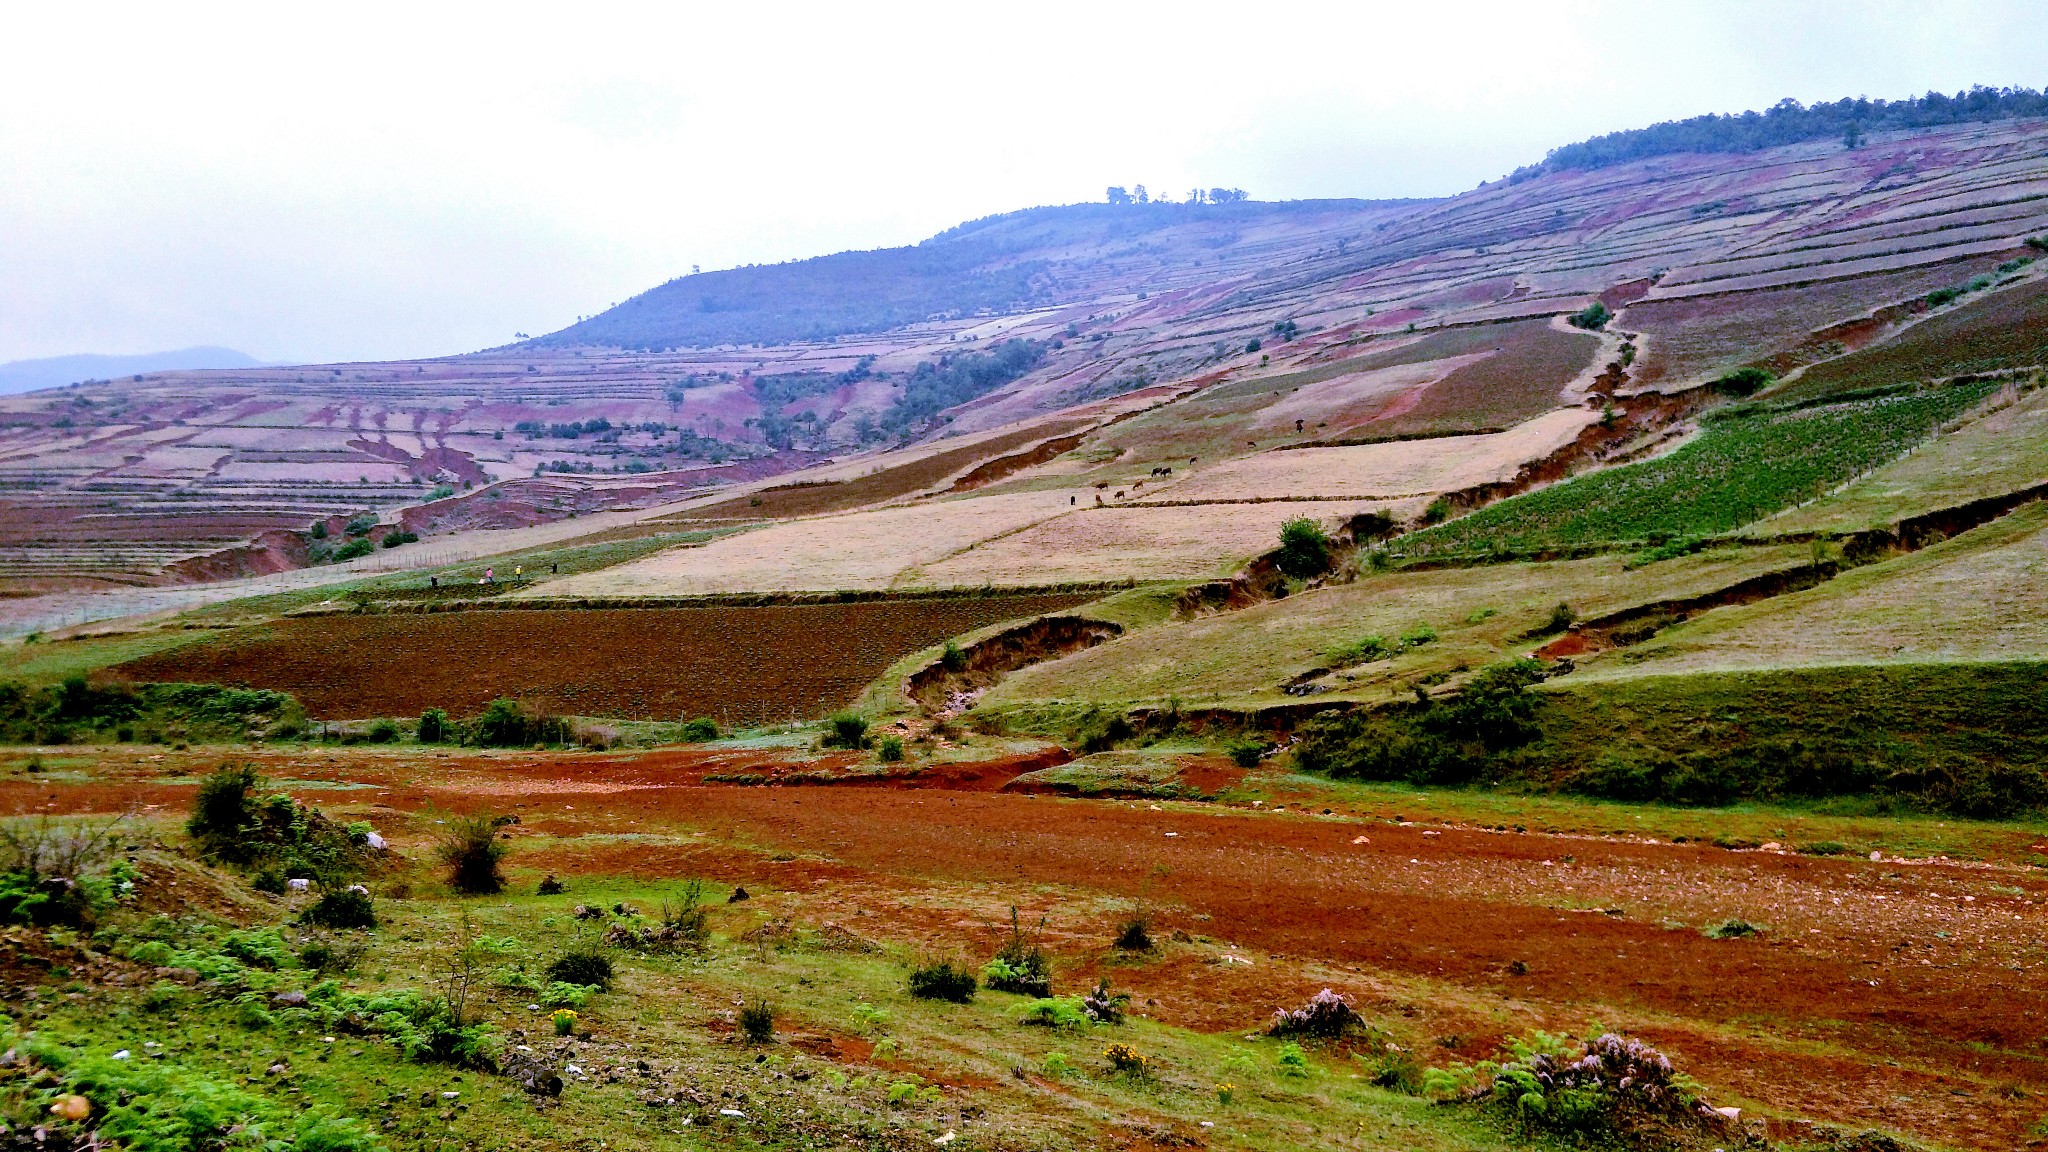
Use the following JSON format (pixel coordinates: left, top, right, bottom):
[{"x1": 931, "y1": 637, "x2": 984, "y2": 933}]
[{"x1": 904, "y1": 615, "x2": 1123, "y2": 711}]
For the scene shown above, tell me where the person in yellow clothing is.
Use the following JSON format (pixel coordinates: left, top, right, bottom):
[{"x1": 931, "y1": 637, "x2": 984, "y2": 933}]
[{"x1": 514, "y1": 564, "x2": 524, "y2": 586}]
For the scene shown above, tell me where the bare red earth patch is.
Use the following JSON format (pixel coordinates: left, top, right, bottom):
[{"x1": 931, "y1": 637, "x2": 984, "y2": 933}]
[{"x1": 104, "y1": 595, "x2": 1094, "y2": 722}]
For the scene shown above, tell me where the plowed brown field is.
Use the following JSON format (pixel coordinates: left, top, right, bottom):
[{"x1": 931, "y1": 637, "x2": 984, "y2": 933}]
[{"x1": 104, "y1": 595, "x2": 1093, "y2": 721}]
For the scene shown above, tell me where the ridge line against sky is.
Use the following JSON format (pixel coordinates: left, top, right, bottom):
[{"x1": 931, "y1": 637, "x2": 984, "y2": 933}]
[{"x1": 2, "y1": 1, "x2": 2043, "y2": 366}]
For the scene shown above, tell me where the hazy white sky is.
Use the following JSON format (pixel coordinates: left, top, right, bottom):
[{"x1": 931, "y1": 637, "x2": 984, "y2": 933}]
[{"x1": 2, "y1": 1, "x2": 2043, "y2": 364}]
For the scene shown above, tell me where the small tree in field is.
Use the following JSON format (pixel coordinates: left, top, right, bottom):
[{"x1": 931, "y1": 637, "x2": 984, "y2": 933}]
[{"x1": 1274, "y1": 518, "x2": 1332, "y2": 579}]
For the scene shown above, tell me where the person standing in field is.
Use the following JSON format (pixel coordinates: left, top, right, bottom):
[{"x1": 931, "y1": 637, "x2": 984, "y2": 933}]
[{"x1": 515, "y1": 564, "x2": 524, "y2": 585}]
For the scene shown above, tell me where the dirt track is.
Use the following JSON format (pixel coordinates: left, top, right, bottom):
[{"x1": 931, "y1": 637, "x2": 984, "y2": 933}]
[{"x1": 16, "y1": 745, "x2": 2048, "y2": 1148}]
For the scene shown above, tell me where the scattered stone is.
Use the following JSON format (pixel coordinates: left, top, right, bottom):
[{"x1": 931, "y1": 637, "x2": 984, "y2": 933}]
[
  {"x1": 49, "y1": 1095, "x2": 90, "y2": 1121},
  {"x1": 572, "y1": 905, "x2": 605, "y2": 920},
  {"x1": 273, "y1": 991, "x2": 308, "y2": 1007}
]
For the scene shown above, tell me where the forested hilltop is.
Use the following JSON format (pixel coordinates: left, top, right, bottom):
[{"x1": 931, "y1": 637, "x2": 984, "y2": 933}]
[{"x1": 1518, "y1": 85, "x2": 2048, "y2": 178}]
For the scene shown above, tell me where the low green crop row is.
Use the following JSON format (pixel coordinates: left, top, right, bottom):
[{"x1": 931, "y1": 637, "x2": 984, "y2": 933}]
[{"x1": 1396, "y1": 380, "x2": 1998, "y2": 555}]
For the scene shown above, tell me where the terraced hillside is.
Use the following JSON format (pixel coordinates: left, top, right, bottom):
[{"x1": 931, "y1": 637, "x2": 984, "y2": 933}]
[{"x1": 1, "y1": 117, "x2": 2044, "y2": 609}]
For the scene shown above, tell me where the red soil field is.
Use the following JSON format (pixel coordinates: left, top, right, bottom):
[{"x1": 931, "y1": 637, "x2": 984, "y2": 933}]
[
  {"x1": 21, "y1": 742, "x2": 2045, "y2": 1149},
  {"x1": 104, "y1": 595, "x2": 1094, "y2": 722},
  {"x1": 1309, "y1": 319, "x2": 1599, "y2": 438}
]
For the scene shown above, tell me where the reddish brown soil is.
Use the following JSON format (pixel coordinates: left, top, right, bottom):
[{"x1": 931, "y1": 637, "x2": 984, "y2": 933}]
[
  {"x1": 103, "y1": 595, "x2": 1093, "y2": 722},
  {"x1": 685, "y1": 418, "x2": 1094, "y2": 521},
  {"x1": 22, "y1": 743, "x2": 2048, "y2": 1149},
  {"x1": 1621, "y1": 259, "x2": 2008, "y2": 388},
  {"x1": 1376, "y1": 319, "x2": 1601, "y2": 435}
]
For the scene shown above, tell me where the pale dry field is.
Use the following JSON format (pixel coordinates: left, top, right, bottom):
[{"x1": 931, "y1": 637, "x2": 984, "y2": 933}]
[
  {"x1": 520, "y1": 490, "x2": 1080, "y2": 595},
  {"x1": 1583, "y1": 501, "x2": 2048, "y2": 680},
  {"x1": 1756, "y1": 385, "x2": 2048, "y2": 535},
  {"x1": 1152, "y1": 406, "x2": 1597, "y2": 502},
  {"x1": 911, "y1": 498, "x2": 1402, "y2": 586}
]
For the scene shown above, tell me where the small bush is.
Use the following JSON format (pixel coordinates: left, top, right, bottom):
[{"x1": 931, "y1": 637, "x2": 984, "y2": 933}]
[
  {"x1": 1103, "y1": 1042, "x2": 1148, "y2": 1076},
  {"x1": 436, "y1": 813, "x2": 509, "y2": 895},
  {"x1": 1276, "y1": 1041, "x2": 1311, "y2": 1078},
  {"x1": 418, "y1": 708, "x2": 448, "y2": 744},
  {"x1": 1224, "y1": 737, "x2": 1266, "y2": 769},
  {"x1": 302, "y1": 889, "x2": 377, "y2": 930},
  {"x1": 1422, "y1": 497, "x2": 1452, "y2": 524},
  {"x1": 546, "y1": 949, "x2": 614, "y2": 990},
  {"x1": 877, "y1": 735, "x2": 905, "y2": 763},
  {"x1": 1274, "y1": 517, "x2": 1333, "y2": 579},
  {"x1": 940, "y1": 640, "x2": 967, "y2": 671},
  {"x1": 1327, "y1": 635, "x2": 1391, "y2": 665},
  {"x1": 738, "y1": 997, "x2": 776, "y2": 1043},
  {"x1": 187, "y1": 763, "x2": 261, "y2": 853},
  {"x1": 908, "y1": 959, "x2": 977, "y2": 1003},
  {"x1": 1713, "y1": 366, "x2": 1775, "y2": 397},
  {"x1": 1269, "y1": 988, "x2": 1363, "y2": 1038},
  {"x1": 1703, "y1": 919, "x2": 1763, "y2": 939},
  {"x1": 1113, "y1": 915, "x2": 1153, "y2": 951},
  {"x1": 822, "y1": 711, "x2": 870, "y2": 749},
  {"x1": 366, "y1": 718, "x2": 400, "y2": 744},
  {"x1": 2027, "y1": 235, "x2": 2048, "y2": 253},
  {"x1": 332, "y1": 538, "x2": 375, "y2": 562},
  {"x1": 607, "y1": 877, "x2": 711, "y2": 952},
  {"x1": 1567, "y1": 301, "x2": 1610, "y2": 331},
  {"x1": 986, "y1": 906, "x2": 1052, "y2": 996},
  {"x1": 1082, "y1": 977, "x2": 1130, "y2": 1024},
  {"x1": 1399, "y1": 623, "x2": 1437, "y2": 647},
  {"x1": 537, "y1": 874, "x2": 565, "y2": 895},
  {"x1": 680, "y1": 716, "x2": 718, "y2": 742}
]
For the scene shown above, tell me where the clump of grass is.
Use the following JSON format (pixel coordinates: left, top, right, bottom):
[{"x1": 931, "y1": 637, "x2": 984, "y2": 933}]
[
  {"x1": 436, "y1": 812, "x2": 510, "y2": 895},
  {"x1": 1798, "y1": 841, "x2": 1852, "y2": 856},
  {"x1": 537, "y1": 874, "x2": 565, "y2": 895},
  {"x1": 876, "y1": 735, "x2": 905, "y2": 763},
  {"x1": 908, "y1": 959, "x2": 977, "y2": 1003}
]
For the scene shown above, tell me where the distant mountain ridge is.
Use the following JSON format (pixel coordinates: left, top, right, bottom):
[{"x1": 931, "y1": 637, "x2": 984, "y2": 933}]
[
  {"x1": 536, "y1": 87, "x2": 2048, "y2": 354},
  {"x1": 525, "y1": 198, "x2": 1412, "y2": 353},
  {"x1": 0, "y1": 346, "x2": 270, "y2": 395}
]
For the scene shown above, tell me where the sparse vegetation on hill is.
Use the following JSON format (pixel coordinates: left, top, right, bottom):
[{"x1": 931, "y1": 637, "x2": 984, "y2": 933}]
[{"x1": 882, "y1": 339, "x2": 1045, "y2": 432}]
